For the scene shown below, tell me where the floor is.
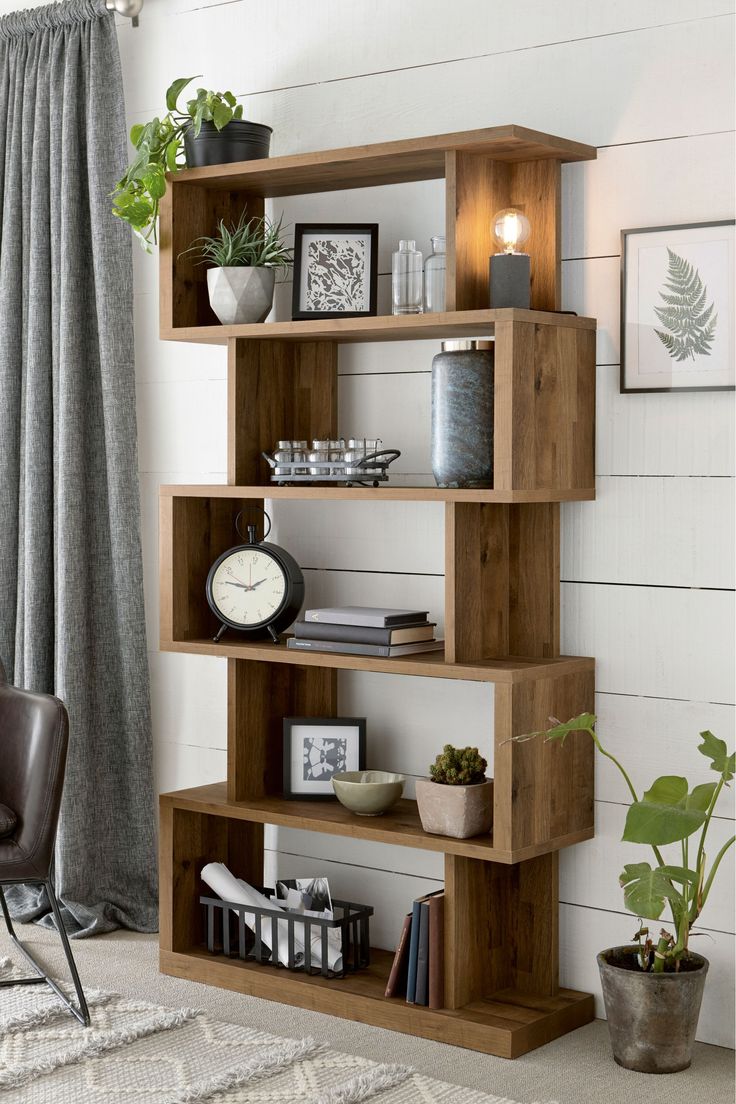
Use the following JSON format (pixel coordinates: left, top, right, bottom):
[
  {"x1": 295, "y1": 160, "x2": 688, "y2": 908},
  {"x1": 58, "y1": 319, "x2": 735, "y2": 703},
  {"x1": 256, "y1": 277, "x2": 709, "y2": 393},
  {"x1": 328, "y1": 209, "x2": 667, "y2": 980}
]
[{"x1": 1, "y1": 925, "x2": 733, "y2": 1104}]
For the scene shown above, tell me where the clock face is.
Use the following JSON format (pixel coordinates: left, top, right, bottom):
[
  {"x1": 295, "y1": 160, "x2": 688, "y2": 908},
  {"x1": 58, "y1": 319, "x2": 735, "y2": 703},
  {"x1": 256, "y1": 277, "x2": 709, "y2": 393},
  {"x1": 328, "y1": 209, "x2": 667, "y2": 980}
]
[{"x1": 209, "y1": 548, "x2": 287, "y2": 627}]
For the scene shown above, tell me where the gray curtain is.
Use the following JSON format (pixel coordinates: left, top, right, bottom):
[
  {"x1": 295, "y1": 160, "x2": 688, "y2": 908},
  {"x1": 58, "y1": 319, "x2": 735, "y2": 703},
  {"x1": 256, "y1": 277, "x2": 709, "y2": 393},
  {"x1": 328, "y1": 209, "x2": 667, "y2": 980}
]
[{"x1": 0, "y1": 0, "x2": 157, "y2": 936}]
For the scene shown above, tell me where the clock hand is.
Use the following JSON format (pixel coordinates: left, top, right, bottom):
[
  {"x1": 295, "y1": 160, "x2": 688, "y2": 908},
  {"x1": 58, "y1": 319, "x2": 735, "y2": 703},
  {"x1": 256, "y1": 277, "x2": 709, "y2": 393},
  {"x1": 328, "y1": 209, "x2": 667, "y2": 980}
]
[
  {"x1": 250, "y1": 578, "x2": 268, "y2": 588},
  {"x1": 222, "y1": 581, "x2": 251, "y2": 589}
]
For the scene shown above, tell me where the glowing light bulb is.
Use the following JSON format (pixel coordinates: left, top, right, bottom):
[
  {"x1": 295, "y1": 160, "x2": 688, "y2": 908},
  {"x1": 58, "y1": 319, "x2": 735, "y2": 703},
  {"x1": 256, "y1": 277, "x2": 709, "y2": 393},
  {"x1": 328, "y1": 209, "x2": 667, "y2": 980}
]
[{"x1": 491, "y1": 208, "x2": 531, "y2": 254}]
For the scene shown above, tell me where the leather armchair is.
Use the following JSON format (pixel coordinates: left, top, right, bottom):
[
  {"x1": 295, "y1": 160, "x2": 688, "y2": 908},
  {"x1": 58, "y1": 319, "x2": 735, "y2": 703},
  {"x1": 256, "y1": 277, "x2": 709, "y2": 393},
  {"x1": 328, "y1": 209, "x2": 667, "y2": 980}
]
[{"x1": 0, "y1": 660, "x2": 90, "y2": 1025}]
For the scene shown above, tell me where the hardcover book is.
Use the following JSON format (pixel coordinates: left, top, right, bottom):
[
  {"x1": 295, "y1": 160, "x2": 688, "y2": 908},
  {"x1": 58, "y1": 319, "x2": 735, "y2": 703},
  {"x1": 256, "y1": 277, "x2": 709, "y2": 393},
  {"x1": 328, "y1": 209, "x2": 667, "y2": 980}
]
[
  {"x1": 286, "y1": 638, "x2": 442, "y2": 658},
  {"x1": 428, "y1": 891, "x2": 445, "y2": 1009},
  {"x1": 414, "y1": 900, "x2": 430, "y2": 1007},
  {"x1": 294, "y1": 620, "x2": 436, "y2": 646},
  {"x1": 384, "y1": 912, "x2": 412, "y2": 999},
  {"x1": 304, "y1": 606, "x2": 429, "y2": 628}
]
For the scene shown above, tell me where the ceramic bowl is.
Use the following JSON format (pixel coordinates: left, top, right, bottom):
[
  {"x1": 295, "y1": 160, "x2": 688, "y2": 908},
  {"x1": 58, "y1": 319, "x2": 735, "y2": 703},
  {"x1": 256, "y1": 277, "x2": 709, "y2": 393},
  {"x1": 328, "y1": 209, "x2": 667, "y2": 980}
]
[{"x1": 332, "y1": 771, "x2": 405, "y2": 816}]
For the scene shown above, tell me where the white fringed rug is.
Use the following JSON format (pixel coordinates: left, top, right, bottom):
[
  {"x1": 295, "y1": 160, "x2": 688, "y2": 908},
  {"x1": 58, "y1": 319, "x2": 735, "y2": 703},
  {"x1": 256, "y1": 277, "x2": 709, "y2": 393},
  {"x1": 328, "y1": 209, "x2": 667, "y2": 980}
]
[{"x1": 0, "y1": 957, "x2": 555, "y2": 1104}]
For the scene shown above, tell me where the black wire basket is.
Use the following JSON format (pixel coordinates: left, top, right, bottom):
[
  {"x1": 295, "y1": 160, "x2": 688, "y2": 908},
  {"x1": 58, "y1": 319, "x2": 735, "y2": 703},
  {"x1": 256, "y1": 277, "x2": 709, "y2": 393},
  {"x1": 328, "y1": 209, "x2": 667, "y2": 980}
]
[{"x1": 200, "y1": 890, "x2": 373, "y2": 979}]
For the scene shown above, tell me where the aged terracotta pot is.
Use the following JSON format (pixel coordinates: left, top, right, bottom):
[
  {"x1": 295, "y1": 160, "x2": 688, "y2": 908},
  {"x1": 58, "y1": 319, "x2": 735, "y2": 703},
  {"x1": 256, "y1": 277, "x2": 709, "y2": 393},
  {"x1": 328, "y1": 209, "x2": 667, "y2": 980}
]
[
  {"x1": 598, "y1": 947, "x2": 709, "y2": 1073},
  {"x1": 415, "y1": 778, "x2": 493, "y2": 839}
]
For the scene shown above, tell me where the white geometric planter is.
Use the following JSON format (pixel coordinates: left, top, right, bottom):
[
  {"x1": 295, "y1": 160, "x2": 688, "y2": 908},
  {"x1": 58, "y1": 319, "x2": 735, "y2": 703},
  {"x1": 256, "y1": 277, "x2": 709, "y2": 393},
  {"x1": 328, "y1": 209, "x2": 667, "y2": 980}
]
[{"x1": 207, "y1": 266, "x2": 276, "y2": 325}]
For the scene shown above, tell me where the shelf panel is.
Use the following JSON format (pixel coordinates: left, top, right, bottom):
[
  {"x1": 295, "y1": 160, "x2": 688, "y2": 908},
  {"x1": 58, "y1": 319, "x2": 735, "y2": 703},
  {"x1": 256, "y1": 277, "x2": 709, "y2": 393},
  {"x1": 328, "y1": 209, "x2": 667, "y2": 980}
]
[
  {"x1": 167, "y1": 124, "x2": 596, "y2": 197},
  {"x1": 160, "y1": 307, "x2": 596, "y2": 345},
  {"x1": 160, "y1": 783, "x2": 594, "y2": 864},
  {"x1": 160, "y1": 946, "x2": 594, "y2": 1058},
  {"x1": 160, "y1": 638, "x2": 595, "y2": 685},
  {"x1": 161, "y1": 483, "x2": 596, "y2": 504}
]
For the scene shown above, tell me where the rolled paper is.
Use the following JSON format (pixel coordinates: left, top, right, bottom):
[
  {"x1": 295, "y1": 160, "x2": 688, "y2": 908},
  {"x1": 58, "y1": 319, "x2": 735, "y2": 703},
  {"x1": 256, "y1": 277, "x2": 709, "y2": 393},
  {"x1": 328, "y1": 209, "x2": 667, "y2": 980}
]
[{"x1": 239, "y1": 878, "x2": 342, "y2": 973}]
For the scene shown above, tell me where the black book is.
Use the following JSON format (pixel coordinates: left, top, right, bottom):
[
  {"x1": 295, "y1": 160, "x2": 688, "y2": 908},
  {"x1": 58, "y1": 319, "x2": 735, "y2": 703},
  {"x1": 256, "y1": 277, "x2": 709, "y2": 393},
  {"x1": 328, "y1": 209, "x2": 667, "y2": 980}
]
[
  {"x1": 414, "y1": 900, "x2": 431, "y2": 1007},
  {"x1": 293, "y1": 620, "x2": 436, "y2": 646}
]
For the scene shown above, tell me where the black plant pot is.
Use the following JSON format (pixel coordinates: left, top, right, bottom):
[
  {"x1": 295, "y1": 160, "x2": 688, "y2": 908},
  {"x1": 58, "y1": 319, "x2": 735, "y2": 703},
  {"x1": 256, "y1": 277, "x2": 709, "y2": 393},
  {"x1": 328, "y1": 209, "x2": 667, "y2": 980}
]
[{"x1": 184, "y1": 119, "x2": 273, "y2": 168}]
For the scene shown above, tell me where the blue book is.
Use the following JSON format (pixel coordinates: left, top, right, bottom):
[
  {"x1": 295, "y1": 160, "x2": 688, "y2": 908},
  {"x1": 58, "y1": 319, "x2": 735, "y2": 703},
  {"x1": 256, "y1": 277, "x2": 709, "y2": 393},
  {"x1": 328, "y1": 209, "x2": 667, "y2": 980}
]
[
  {"x1": 405, "y1": 899, "x2": 423, "y2": 1004},
  {"x1": 414, "y1": 901, "x2": 430, "y2": 1006}
]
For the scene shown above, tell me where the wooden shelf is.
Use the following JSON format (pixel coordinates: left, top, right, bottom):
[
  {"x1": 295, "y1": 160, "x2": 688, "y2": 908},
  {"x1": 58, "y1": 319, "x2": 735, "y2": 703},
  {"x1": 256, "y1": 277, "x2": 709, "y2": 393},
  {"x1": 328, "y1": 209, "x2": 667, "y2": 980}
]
[
  {"x1": 161, "y1": 783, "x2": 594, "y2": 864},
  {"x1": 161, "y1": 307, "x2": 596, "y2": 346},
  {"x1": 165, "y1": 124, "x2": 596, "y2": 196},
  {"x1": 161, "y1": 482, "x2": 595, "y2": 503},
  {"x1": 160, "y1": 638, "x2": 594, "y2": 686},
  {"x1": 161, "y1": 945, "x2": 594, "y2": 1059}
]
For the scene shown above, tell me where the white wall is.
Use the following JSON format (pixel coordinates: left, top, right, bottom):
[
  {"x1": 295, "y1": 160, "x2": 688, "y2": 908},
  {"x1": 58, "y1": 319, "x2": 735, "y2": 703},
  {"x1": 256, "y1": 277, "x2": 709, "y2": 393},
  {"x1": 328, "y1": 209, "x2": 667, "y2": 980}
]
[{"x1": 118, "y1": 1, "x2": 735, "y2": 1046}]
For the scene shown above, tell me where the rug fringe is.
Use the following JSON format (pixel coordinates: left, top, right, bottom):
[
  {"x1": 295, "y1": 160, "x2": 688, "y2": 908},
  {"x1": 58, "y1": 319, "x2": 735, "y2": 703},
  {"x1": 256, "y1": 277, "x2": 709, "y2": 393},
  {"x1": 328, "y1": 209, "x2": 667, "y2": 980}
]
[
  {"x1": 168, "y1": 1035, "x2": 319, "y2": 1102},
  {"x1": 0, "y1": 987, "x2": 114, "y2": 1035},
  {"x1": 311, "y1": 1063, "x2": 412, "y2": 1104},
  {"x1": 0, "y1": 1006, "x2": 201, "y2": 1090}
]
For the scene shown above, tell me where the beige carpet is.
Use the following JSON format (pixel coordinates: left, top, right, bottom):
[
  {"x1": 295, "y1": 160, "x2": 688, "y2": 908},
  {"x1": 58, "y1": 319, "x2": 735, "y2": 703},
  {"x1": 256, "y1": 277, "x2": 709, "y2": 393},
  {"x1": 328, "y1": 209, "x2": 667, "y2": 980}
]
[{"x1": 1, "y1": 925, "x2": 733, "y2": 1104}]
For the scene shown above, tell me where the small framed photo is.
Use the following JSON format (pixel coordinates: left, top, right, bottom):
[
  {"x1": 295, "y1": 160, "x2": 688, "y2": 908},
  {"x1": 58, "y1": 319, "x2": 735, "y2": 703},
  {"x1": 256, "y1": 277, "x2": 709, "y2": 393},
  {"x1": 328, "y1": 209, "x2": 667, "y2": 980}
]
[
  {"x1": 621, "y1": 221, "x2": 735, "y2": 393},
  {"x1": 283, "y1": 717, "x2": 366, "y2": 800},
  {"x1": 292, "y1": 223, "x2": 378, "y2": 320}
]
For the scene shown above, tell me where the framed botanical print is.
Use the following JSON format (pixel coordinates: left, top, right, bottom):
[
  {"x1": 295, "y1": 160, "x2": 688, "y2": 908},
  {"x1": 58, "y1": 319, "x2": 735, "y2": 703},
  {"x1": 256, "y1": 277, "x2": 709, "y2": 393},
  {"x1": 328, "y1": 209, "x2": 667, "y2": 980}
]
[
  {"x1": 621, "y1": 221, "x2": 735, "y2": 393},
  {"x1": 292, "y1": 224, "x2": 378, "y2": 320},
  {"x1": 282, "y1": 717, "x2": 366, "y2": 800}
]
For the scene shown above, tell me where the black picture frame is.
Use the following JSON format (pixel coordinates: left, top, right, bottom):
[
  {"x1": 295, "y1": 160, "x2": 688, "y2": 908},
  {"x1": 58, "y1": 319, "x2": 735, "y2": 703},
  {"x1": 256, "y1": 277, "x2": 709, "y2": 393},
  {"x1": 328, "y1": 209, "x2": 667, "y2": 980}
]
[
  {"x1": 291, "y1": 223, "x2": 378, "y2": 320},
  {"x1": 620, "y1": 220, "x2": 735, "y2": 394},
  {"x1": 282, "y1": 717, "x2": 367, "y2": 800}
]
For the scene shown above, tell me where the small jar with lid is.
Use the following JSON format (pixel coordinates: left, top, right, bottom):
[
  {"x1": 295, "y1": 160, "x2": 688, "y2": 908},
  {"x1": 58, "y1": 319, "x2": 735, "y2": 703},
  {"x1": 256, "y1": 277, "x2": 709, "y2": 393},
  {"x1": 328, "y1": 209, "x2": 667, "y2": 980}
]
[
  {"x1": 273, "y1": 440, "x2": 293, "y2": 477},
  {"x1": 308, "y1": 439, "x2": 330, "y2": 477},
  {"x1": 291, "y1": 439, "x2": 308, "y2": 474},
  {"x1": 431, "y1": 339, "x2": 494, "y2": 488}
]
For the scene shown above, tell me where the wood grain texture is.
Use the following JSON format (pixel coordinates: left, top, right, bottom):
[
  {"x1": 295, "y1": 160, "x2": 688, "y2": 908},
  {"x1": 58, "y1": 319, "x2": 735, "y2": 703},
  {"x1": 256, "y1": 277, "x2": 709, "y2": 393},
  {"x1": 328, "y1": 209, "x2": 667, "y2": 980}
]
[
  {"x1": 160, "y1": 782, "x2": 594, "y2": 864},
  {"x1": 494, "y1": 320, "x2": 595, "y2": 493},
  {"x1": 445, "y1": 502, "x2": 560, "y2": 662},
  {"x1": 161, "y1": 482, "x2": 595, "y2": 503},
  {"x1": 160, "y1": 946, "x2": 594, "y2": 1057},
  {"x1": 228, "y1": 338, "x2": 337, "y2": 484},
  {"x1": 161, "y1": 307, "x2": 595, "y2": 345},
  {"x1": 166, "y1": 124, "x2": 595, "y2": 194},
  {"x1": 493, "y1": 668, "x2": 595, "y2": 854},
  {"x1": 227, "y1": 659, "x2": 336, "y2": 801}
]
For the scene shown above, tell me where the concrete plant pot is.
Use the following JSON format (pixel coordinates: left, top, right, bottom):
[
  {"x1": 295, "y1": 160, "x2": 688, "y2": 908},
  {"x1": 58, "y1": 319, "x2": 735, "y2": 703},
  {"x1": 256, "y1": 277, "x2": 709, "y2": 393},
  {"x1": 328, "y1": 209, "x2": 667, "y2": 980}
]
[
  {"x1": 415, "y1": 778, "x2": 493, "y2": 839},
  {"x1": 207, "y1": 266, "x2": 275, "y2": 325},
  {"x1": 598, "y1": 947, "x2": 709, "y2": 1073}
]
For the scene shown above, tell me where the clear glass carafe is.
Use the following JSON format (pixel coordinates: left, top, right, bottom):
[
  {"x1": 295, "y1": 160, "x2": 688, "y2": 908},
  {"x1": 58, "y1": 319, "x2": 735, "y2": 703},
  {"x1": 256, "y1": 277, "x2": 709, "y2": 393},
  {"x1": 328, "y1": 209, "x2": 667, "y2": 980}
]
[
  {"x1": 424, "y1": 235, "x2": 446, "y2": 313},
  {"x1": 392, "y1": 240, "x2": 423, "y2": 315}
]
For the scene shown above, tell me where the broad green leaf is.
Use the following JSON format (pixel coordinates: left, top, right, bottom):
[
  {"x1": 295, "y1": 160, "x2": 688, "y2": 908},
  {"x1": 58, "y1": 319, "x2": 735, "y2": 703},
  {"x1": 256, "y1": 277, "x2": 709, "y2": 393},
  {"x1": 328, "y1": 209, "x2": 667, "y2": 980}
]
[
  {"x1": 223, "y1": 90, "x2": 236, "y2": 107},
  {"x1": 658, "y1": 865, "x2": 699, "y2": 885},
  {"x1": 166, "y1": 75, "x2": 198, "y2": 112},
  {"x1": 544, "y1": 713, "x2": 597, "y2": 745},
  {"x1": 212, "y1": 102, "x2": 233, "y2": 131},
  {"x1": 642, "y1": 776, "x2": 687, "y2": 806},
  {"x1": 111, "y1": 196, "x2": 152, "y2": 228},
  {"x1": 141, "y1": 164, "x2": 166, "y2": 200},
  {"x1": 623, "y1": 795, "x2": 707, "y2": 845},
  {"x1": 698, "y1": 730, "x2": 735, "y2": 781},
  {"x1": 233, "y1": 104, "x2": 244, "y2": 120},
  {"x1": 686, "y1": 782, "x2": 717, "y2": 812},
  {"x1": 165, "y1": 139, "x2": 180, "y2": 173},
  {"x1": 130, "y1": 123, "x2": 145, "y2": 146},
  {"x1": 619, "y1": 863, "x2": 683, "y2": 920}
]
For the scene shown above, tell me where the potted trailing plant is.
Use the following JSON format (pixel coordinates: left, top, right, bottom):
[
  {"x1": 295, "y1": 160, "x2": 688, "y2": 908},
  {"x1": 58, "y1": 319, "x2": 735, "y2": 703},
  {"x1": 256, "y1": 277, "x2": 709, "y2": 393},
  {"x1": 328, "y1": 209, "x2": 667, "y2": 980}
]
[
  {"x1": 517, "y1": 714, "x2": 734, "y2": 1074},
  {"x1": 415, "y1": 745, "x2": 493, "y2": 839},
  {"x1": 185, "y1": 212, "x2": 293, "y2": 325},
  {"x1": 112, "y1": 76, "x2": 272, "y2": 250}
]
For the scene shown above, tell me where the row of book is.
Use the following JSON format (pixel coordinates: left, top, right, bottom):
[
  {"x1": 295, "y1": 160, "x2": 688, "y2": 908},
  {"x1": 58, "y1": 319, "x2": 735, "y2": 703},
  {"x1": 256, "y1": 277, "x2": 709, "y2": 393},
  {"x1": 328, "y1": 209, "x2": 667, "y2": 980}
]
[
  {"x1": 287, "y1": 606, "x2": 443, "y2": 658},
  {"x1": 385, "y1": 890, "x2": 444, "y2": 1008}
]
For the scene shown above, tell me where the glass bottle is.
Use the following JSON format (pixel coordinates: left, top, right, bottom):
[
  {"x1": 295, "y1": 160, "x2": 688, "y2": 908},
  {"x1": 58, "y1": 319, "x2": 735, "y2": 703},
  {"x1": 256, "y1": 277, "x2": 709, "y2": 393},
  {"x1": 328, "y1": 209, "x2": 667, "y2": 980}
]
[
  {"x1": 392, "y1": 240, "x2": 423, "y2": 315},
  {"x1": 424, "y1": 235, "x2": 446, "y2": 313}
]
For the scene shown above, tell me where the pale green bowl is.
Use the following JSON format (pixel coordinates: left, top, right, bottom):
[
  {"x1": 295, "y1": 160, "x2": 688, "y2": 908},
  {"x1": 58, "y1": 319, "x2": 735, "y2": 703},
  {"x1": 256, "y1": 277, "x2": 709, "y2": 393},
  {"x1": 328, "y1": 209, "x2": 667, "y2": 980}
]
[{"x1": 332, "y1": 771, "x2": 406, "y2": 816}]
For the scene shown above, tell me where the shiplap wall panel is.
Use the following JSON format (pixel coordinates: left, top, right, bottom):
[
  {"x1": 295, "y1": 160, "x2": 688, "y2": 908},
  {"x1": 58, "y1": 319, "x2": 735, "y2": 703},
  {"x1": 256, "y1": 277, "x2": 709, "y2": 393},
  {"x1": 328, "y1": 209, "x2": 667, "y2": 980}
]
[
  {"x1": 562, "y1": 585, "x2": 735, "y2": 704},
  {"x1": 110, "y1": 0, "x2": 736, "y2": 1045},
  {"x1": 592, "y1": 695, "x2": 735, "y2": 818},
  {"x1": 560, "y1": 904, "x2": 735, "y2": 1047}
]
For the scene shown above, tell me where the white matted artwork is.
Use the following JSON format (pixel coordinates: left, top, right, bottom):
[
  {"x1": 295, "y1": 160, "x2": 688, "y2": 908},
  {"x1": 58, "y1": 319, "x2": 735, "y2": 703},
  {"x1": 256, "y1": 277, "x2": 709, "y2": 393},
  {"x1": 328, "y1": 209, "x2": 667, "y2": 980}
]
[
  {"x1": 621, "y1": 221, "x2": 735, "y2": 392},
  {"x1": 283, "y1": 717, "x2": 366, "y2": 798},
  {"x1": 292, "y1": 224, "x2": 378, "y2": 319}
]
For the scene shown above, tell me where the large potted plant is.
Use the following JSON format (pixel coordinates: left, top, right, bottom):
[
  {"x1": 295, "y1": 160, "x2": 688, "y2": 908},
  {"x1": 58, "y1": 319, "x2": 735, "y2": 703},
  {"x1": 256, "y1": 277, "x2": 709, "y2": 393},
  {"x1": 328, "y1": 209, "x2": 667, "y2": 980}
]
[
  {"x1": 185, "y1": 212, "x2": 293, "y2": 325},
  {"x1": 112, "y1": 76, "x2": 272, "y2": 250},
  {"x1": 415, "y1": 744, "x2": 493, "y2": 839},
  {"x1": 518, "y1": 714, "x2": 734, "y2": 1073}
]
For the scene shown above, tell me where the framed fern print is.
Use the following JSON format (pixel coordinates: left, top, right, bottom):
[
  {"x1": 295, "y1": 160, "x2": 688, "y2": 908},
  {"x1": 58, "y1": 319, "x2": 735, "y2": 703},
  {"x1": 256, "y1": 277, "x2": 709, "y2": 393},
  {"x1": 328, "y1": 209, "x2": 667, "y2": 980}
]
[{"x1": 621, "y1": 221, "x2": 734, "y2": 393}]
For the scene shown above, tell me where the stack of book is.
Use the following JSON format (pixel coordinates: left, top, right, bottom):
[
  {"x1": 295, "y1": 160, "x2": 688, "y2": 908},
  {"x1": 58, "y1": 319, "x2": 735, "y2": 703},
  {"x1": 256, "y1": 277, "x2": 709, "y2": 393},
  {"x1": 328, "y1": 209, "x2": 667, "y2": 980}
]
[
  {"x1": 385, "y1": 890, "x2": 444, "y2": 1007},
  {"x1": 287, "y1": 607, "x2": 442, "y2": 658}
]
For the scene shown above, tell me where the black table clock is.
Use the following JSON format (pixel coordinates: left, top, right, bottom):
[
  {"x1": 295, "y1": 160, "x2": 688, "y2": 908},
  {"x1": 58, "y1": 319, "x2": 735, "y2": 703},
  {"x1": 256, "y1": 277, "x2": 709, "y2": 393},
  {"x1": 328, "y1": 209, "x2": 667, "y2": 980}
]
[{"x1": 205, "y1": 510, "x2": 304, "y2": 643}]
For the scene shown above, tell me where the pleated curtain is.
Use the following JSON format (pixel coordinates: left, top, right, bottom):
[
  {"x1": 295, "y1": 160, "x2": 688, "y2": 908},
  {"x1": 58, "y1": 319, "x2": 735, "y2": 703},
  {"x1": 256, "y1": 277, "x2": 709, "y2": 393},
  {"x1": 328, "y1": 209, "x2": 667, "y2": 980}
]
[{"x1": 0, "y1": 0, "x2": 157, "y2": 935}]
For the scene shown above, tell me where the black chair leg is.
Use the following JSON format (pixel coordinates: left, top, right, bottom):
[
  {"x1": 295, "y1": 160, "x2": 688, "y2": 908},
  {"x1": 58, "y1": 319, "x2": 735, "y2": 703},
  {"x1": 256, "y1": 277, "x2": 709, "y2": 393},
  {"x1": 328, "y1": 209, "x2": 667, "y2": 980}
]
[{"x1": 0, "y1": 882, "x2": 91, "y2": 1026}]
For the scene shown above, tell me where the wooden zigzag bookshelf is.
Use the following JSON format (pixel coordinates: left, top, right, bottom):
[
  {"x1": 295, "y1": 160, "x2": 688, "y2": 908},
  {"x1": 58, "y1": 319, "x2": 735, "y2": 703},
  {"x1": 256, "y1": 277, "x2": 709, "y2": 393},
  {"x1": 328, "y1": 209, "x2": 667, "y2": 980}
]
[{"x1": 157, "y1": 123, "x2": 598, "y2": 1059}]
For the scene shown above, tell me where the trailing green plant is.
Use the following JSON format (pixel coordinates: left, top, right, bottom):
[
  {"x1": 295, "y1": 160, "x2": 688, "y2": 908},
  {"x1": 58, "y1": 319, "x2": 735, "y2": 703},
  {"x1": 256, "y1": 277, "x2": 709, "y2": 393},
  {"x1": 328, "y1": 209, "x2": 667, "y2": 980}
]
[
  {"x1": 429, "y1": 744, "x2": 487, "y2": 785},
  {"x1": 183, "y1": 211, "x2": 293, "y2": 272},
  {"x1": 516, "y1": 714, "x2": 735, "y2": 972},
  {"x1": 654, "y1": 248, "x2": 717, "y2": 362},
  {"x1": 112, "y1": 76, "x2": 244, "y2": 250}
]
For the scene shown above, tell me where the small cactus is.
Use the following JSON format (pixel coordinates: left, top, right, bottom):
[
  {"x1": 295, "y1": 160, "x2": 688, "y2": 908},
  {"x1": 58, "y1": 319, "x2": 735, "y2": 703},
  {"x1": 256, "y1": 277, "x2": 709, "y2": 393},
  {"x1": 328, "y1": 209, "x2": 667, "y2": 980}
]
[{"x1": 429, "y1": 744, "x2": 487, "y2": 785}]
